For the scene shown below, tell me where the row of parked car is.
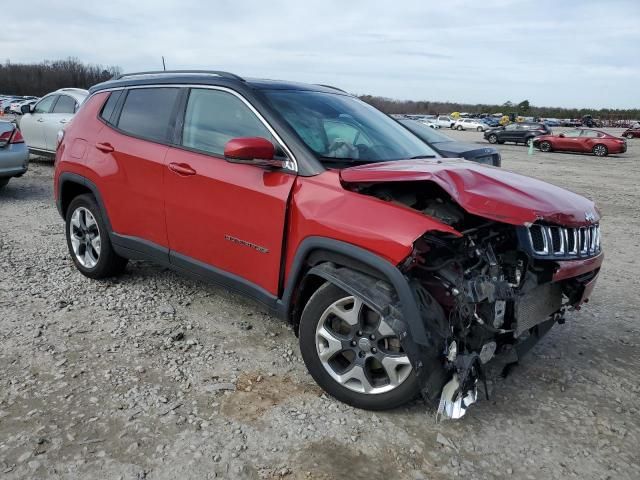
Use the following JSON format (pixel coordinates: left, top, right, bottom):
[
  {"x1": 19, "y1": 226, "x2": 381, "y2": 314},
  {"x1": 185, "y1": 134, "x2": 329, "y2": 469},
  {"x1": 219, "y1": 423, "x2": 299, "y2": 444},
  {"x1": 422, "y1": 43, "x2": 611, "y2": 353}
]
[
  {"x1": 400, "y1": 114, "x2": 635, "y2": 158},
  {"x1": 0, "y1": 95, "x2": 40, "y2": 115},
  {"x1": 2, "y1": 84, "x2": 637, "y2": 191},
  {"x1": 0, "y1": 88, "x2": 88, "y2": 188}
]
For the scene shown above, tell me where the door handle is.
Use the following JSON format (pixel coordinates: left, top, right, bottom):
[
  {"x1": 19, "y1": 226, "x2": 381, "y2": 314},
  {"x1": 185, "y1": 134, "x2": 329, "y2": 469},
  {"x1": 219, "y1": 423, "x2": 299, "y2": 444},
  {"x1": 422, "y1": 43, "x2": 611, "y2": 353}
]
[
  {"x1": 95, "y1": 142, "x2": 114, "y2": 153},
  {"x1": 37, "y1": 118, "x2": 45, "y2": 122},
  {"x1": 168, "y1": 162, "x2": 197, "y2": 176},
  {"x1": 60, "y1": 119, "x2": 68, "y2": 124}
]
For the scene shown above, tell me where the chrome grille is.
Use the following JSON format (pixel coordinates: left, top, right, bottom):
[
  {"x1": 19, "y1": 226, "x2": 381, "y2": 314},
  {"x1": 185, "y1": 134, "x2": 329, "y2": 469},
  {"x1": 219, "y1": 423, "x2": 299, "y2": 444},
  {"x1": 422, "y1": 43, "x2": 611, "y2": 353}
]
[{"x1": 526, "y1": 224, "x2": 601, "y2": 258}]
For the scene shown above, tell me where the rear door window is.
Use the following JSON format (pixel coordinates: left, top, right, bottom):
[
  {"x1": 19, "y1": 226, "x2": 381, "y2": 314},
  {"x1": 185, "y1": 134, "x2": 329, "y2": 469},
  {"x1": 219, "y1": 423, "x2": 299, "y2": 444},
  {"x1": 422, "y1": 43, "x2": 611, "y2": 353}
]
[
  {"x1": 52, "y1": 95, "x2": 77, "y2": 114},
  {"x1": 34, "y1": 95, "x2": 58, "y2": 114},
  {"x1": 117, "y1": 88, "x2": 179, "y2": 143},
  {"x1": 181, "y1": 88, "x2": 275, "y2": 156}
]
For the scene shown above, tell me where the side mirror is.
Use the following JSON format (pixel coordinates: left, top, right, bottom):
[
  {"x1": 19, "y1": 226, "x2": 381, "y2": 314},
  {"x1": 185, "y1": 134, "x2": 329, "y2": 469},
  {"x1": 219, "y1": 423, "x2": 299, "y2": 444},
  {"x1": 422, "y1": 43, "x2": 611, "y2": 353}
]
[
  {"x1": 558, "y1": 133, "x2": 565, "y2": 138},
  {"x1": 224, "y1": 137, "x2": 284, "y2": 168},
  {"x1": 20, "y1": 104, "x2": 32, "y2": 114}
]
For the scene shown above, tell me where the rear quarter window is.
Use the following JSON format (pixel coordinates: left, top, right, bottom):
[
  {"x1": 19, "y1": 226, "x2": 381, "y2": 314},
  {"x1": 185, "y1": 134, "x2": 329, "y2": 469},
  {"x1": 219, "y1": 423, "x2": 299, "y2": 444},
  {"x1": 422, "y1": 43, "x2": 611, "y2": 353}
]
[
  {"x1": 117, "y1": 88, "x2": 179, "y2": 142},
  {"x1": 99, "y1": 90, "x2": 123, "y2": 124}
]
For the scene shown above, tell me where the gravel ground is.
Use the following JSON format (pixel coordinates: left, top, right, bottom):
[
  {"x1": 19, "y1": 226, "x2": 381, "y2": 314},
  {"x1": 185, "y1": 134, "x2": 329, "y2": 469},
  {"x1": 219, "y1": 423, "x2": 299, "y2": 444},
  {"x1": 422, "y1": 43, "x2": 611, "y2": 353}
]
[{"x1": 1, "y1": 128, "x2": 639, "y2": 480}]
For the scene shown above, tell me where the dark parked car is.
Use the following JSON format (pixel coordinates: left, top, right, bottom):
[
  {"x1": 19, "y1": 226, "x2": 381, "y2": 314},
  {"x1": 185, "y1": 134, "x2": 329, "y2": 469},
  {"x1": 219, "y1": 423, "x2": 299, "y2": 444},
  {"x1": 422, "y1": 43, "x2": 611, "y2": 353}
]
[
  {"x1": 484, "y1": 122, "x2": 551, "y2": 146},
  {"x1": 622, "y1": 127, "x2": 640, "y2": 139},
  {"x1": 533, "y1": 129, "x2": 627, "y2": 157},
  {"x1": 399, "y1": 118, "x2": 501, "y2": 166}
]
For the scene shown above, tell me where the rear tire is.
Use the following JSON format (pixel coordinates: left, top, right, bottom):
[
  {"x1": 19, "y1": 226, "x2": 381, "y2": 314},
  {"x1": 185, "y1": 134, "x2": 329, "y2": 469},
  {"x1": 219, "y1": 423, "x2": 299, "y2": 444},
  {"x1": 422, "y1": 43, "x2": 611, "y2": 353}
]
[
  {"x1": 539, "y1": 141, "x2": 552, "y2": 152},
  {"x1": 299, "y1": 282, "x2": 419, "y2": 410},
  {"x1": 624, "y1": 133, "x2": 633, "y2": 139},
  {"x1": 65, "y1": 194, "x2": 128, "y2": 279},
  {"x1": 487, "y1": 134, "x2": 498, "y2": 144},
  {"x1": 592, "y1": 144, "x2": 608, "y2": 157},
  {"x1": 476, "y1": 126, "x2": 483, "y2": 132},
  {"x1": 0, "y1": 178, "x2": 9, "y2": 189},
  {"x1": 525, "y1": 137, "x2": 534, "y2": 146}
]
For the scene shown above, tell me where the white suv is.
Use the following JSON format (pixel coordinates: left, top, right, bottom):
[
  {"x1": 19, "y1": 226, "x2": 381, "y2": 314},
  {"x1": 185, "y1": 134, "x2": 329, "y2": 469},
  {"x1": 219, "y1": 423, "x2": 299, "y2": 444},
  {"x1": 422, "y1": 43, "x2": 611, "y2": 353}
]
[
  {"x1": 453, "y1": 118, "x2": 487, "y2": 131},
  {"x1": 19, "y1": 88, "x2": 88, "y2": 155},
  {"x1": 435, "y1": 115, "x2": 455, "y2": 128}
]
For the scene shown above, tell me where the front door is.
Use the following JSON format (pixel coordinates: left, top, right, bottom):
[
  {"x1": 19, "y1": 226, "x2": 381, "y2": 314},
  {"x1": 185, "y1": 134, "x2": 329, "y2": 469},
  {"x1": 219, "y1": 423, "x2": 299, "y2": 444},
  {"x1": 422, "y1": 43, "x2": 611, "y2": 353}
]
[
  {"x1": 555, "y1": 129, "x2": 583, "y2": 151},
  {"x1": 43, "y1": 94, "x2": 78, "y2": 151},
  {"x1": 19, "y1": 95, "x2": 58, "y2": 150},
  {"x1": 164, "y1": 87, "x2": 296, "y2": 295}
]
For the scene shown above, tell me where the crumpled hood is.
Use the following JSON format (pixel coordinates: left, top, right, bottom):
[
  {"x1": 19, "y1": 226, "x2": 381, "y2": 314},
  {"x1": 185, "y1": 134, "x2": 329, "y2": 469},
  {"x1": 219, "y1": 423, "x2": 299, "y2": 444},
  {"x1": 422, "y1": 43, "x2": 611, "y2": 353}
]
[{"x1": 340, "y1": 159, "x2": 600, "y2": 227}]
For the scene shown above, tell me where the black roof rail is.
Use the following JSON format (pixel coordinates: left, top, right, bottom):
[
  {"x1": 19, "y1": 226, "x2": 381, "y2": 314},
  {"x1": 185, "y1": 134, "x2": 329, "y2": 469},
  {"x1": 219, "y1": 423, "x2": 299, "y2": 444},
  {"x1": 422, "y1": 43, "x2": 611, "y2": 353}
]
[
  {"x1": 115, "y1": 70, "x2": 245, "y2": 82},
  {"x1": 316, "y1": 84, "x2": 347, "y2": 93}
]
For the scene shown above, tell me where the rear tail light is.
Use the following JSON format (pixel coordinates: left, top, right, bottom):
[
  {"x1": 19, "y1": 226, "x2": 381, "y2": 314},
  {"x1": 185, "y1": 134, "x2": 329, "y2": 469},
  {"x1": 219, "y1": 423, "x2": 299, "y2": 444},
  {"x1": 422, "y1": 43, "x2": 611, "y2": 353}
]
[
  {"x1": 0, "y1": 128, "x2": 23, "y2": 146},
  {"x1": 10, "y1": 129, "x2": 24, "y2": 144}
]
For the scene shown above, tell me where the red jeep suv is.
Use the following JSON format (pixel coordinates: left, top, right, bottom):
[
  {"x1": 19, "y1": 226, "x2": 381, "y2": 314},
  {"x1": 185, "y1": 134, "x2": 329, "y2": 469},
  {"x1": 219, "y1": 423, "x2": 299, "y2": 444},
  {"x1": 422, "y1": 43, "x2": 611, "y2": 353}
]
[{"x1": 54, "y1": 71, "x2": 603, "y2": 418}]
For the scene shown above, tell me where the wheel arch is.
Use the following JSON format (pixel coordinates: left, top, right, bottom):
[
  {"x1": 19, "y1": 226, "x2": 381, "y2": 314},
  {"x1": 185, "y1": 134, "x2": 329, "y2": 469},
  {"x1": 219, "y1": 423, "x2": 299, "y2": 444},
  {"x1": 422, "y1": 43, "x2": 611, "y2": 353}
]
[
  {"x1": 279, "y1": 237, "x2": 428, "y2": 346},
  {"x1": 57, "y1": 172, "x2": 113, "y2": 233}
]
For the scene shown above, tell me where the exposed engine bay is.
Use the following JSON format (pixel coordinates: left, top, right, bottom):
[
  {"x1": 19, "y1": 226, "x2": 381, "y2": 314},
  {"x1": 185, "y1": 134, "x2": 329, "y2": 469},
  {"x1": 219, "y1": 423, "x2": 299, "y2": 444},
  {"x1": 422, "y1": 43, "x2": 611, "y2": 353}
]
[{"x1": 352, "y1": 181, "x2": 602, "y2": 419}]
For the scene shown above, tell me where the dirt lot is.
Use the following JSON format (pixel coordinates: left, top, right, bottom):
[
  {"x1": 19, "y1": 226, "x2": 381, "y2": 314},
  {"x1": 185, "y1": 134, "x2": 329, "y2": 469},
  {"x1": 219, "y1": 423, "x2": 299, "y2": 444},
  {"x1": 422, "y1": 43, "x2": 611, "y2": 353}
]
[{"x1": 1, "y1": 128, "x2": 639, "y2": 480}]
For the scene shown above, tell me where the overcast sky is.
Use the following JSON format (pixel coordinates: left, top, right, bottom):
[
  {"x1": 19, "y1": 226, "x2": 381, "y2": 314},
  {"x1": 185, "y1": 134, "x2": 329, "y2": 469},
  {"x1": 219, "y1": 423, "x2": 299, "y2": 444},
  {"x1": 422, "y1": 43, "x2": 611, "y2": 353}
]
[{"x1": 4, "y1": 0, "x2": 639, "y2": 108}]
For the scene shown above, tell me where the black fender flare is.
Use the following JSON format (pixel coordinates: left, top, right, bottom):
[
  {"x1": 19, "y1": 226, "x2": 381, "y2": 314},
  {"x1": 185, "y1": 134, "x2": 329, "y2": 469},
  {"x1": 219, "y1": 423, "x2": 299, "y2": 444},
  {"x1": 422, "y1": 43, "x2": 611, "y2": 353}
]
[
  {"x1": 278, "y1": 236, "x2": 429, "y2": 346},
  {"x1": 57, "y1": 172, "x2": 114, "y2": 234}
]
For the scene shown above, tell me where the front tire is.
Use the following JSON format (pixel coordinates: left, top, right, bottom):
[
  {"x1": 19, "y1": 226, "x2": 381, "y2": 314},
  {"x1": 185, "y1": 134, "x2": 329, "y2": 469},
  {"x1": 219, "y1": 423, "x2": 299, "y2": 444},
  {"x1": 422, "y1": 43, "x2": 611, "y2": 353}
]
[
  {"x1": 477, "y1": 126, "x2": 483, "y2": 132},
  {"x1": 624, "y1": 133, "x2": 633, "y2": 139},
  {"x1": 0, "y1": 178, "x2": 9, "y2": 189},
  {"x1": 65, "y1": 194, "x2": 127, "y2": 279},
  {"x1": 592, "y1": 144, "x2": 608, "y2": 157},
  {"x1": 299, "y1": 282, "x2": 419, "y2": 410},
  {"x1": 539, "y1": 141, "x2": 552, "y2": 152},
  {"x1": 457, "y1": 125, "x2": 463, "y2": 131}
]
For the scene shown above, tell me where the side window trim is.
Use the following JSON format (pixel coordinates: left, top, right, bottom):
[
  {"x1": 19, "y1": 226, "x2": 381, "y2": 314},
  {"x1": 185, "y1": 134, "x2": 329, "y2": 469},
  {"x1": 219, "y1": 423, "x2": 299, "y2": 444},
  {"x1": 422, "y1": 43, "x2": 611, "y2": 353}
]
[
  {"x1": 175, "y1": 86, "x2": 296, "y2": 171},
  {"x1": 87, "y1": 84, "x2": 297, "y2": 173}
]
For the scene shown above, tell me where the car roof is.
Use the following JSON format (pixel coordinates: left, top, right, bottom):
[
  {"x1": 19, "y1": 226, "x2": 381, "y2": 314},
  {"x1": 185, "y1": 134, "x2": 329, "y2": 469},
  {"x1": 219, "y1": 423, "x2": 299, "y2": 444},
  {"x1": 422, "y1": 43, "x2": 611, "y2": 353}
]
[{"x1": 88, "y1": 70, "x2": 350, "y2": 96}]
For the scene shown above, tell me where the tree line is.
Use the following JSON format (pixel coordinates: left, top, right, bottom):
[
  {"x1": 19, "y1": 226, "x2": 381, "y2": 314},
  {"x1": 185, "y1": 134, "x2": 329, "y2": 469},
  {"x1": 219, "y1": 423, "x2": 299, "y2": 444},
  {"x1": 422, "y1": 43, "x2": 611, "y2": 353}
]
[
  {"x1": 0, "y1": 58, "x2": 121, "y2": 97},
  {"x1": 1, "y1": 59, "x2": 636, "y2": 120},
  {"x1": 359, "y1": 95, "x2": 640, "y2": 121}
]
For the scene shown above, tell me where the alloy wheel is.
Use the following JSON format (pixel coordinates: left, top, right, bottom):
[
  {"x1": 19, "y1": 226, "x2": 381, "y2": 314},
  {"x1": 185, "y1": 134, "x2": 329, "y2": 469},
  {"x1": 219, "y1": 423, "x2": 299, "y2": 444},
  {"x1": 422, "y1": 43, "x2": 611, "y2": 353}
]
[
  {"x1": 315, "y1": 296, "x2": 412, "y2": 394},
  {"x1": 69, "y1": 207, "x2": 101, "y2": 268},
  {"x1": 593, "y1": 144, "x2": 607, "y2": 157},
  {"x1": 540, "y1": 141, "x2": 551, "y2": 152}
]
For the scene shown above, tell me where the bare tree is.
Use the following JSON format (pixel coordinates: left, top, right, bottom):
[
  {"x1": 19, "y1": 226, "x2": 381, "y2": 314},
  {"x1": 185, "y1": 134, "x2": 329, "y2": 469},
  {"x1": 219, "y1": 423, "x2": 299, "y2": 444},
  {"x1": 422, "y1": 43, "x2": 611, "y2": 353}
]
[{"x1": 0, "y1": 58, "x2": 121, "y2": 96}]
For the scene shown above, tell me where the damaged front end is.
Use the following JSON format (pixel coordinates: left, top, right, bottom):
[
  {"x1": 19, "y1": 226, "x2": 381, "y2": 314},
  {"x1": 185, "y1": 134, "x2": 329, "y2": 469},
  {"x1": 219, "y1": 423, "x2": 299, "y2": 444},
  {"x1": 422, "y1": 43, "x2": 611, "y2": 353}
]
[{"x1": 348, "y1": 176, "x2": 603, "y2": 420}]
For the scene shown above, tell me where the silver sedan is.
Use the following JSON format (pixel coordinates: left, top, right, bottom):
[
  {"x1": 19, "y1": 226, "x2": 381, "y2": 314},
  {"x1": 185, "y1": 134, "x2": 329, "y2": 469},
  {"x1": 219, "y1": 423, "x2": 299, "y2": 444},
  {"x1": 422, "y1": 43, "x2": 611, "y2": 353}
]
[{"x1": 0, "y1": 120, "x2": 29, "y2": 189}]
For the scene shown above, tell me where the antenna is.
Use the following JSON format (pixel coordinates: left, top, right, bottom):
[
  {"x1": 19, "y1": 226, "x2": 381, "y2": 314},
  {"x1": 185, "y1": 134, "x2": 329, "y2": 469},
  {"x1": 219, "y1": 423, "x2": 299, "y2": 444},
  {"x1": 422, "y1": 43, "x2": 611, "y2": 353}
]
[{"x1": 162, "y1": 56, "x2": 166, "y2": 71}]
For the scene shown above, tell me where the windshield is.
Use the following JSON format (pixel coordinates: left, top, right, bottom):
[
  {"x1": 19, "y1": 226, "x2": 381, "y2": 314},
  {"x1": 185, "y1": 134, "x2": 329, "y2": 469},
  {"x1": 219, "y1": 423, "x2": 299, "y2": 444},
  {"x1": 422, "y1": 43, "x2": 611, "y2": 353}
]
[
  {"x1": 399, "y1": 119, "x2": 454, "y2": 144},
  {"x1": 263, "y1": 90, "x2": 437, "y2": 163}
]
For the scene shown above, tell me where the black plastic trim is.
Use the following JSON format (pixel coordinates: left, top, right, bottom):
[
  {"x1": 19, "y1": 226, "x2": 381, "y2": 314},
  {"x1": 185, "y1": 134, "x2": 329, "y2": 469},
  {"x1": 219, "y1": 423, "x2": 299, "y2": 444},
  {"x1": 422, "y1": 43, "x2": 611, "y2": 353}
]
[
  {"x1": 276, "y1": 236, "x2": 428, "y2": 345},
  {"x1": 111, "y1": 233, "x2": 170, "y2": 264},
  {"x1": 57, "y1": 172, "x2": 113, "y2": 233},
  {"x1": 170, "y1": 250, "x2": 278, "y2": 310}
]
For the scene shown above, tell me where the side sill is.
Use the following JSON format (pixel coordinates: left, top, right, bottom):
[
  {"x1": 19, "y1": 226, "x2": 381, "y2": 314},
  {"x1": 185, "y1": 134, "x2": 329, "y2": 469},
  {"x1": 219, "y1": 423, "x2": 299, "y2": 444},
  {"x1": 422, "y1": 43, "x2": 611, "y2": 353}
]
[{"x1": 110, "y1": 233, "x2": 279, "y2": 314}]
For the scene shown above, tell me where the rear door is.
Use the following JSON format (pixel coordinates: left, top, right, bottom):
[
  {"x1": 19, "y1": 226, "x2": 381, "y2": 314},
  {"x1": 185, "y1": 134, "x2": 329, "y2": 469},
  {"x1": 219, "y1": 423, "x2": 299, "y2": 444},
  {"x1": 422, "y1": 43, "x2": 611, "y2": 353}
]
[
  {"x1": 19, "y1": 95, "x2": 58, "y2": 150},
  {"x1": 43, "y1": 94, "x2": 78, "y2": 151},
  {"x1": 96, "y1": 87, "x2": 180, "y2": 249},
  {"x1": 164, "y1": 87, "x2": 296, "y2": 295}
]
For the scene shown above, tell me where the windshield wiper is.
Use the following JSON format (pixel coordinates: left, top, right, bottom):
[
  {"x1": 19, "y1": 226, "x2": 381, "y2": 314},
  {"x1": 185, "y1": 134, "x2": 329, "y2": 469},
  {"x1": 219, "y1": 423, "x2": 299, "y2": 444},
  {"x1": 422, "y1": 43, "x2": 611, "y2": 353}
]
[{"x1": 409, "y1": 155, "x2": 437, "y2": 159}]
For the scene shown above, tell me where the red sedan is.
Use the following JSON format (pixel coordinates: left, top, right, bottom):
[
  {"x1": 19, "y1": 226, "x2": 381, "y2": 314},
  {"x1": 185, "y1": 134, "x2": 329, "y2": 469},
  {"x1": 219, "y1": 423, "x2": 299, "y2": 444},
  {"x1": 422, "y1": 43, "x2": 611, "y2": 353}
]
[
  {"x1": 533, "y1": 128, "x2": 627, "y2": 157},
  {"x1": 622, "y1": 127, "x2": 640, "y2": 139}
]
